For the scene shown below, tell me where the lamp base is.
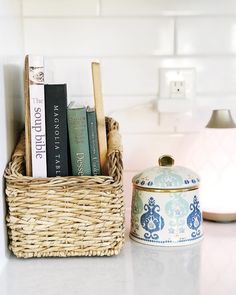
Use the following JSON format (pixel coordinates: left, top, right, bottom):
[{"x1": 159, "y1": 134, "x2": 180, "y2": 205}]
[{"x1": 203, "y1": 211, "x2": 236, "y2": 222}]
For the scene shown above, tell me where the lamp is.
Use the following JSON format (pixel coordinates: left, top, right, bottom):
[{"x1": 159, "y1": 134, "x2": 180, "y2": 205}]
[{"x1": 189, "y1": 109, "x2": 236, "y2": 222}]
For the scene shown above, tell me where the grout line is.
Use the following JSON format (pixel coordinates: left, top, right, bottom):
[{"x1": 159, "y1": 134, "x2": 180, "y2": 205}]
[
  {"x1": 44, "y1": 55, "x2": 175, "y2": 59},
  {"x1": 23, "y1": 14, "x2": 236, "y2": 19},
  {"x1": 121, "y1": 131, "x2": 200, "y2": 135},
  {"x1": 173, "y1": 17, "x2": 177, "y2": 56},
  {"x1": 70, "y1": 93, "x2": 236, "y2": 98},
  {"x1": 70, "y1": 94, "x2": 157, "y2": 97},
  {"x1": 97, "y1": 0, "x2": 101, "y2": 16},
  {"x1": 196, "y1": 92, "x2": 236, "y2": 97},
  {"x1": 20, "y1": 0, "x2": 26, "y2": 55},
  {"x1": 42, "y1": 54, "x2": 236, "y2": 59},
  {"x1": 23, "y1": 15, "x2": 173, "y2": 19},
  {"x1": 70, "y1": 94, "x2": 148, "y2": 98}
]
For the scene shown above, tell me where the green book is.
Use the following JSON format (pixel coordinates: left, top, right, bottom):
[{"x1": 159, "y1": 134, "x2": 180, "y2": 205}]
[
  {"x1": 87, "y1": 107, "x2": 101, "y2": 176},
  {"x1": 67, "y1": 103, "x2": 91, "y2": 176}
]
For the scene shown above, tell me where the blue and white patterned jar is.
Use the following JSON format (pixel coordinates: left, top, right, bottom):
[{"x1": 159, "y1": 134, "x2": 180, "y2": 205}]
[{"x1": 130, "y1": 155, "x2": 203, "y2": 246}]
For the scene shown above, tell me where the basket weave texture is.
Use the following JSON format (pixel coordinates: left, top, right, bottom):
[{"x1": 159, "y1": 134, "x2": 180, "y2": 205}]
[{"x1": 4, "y1": 117, "x2": 125, "y2": 258}]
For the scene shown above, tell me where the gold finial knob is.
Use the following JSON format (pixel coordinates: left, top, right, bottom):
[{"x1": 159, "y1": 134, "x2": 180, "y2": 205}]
[{"x1": 158, "y1": 155, "x2": 175, "y2": 167}]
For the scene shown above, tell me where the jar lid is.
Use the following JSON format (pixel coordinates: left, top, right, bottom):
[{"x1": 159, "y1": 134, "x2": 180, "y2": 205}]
[{"x1": 132, "y1": 155, "x2": 200, "y2": 190}]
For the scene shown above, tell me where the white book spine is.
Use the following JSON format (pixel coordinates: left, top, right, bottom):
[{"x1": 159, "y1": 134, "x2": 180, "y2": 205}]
[{"x1": 29, "y1": 56, "x2": 47, "y2": 177}]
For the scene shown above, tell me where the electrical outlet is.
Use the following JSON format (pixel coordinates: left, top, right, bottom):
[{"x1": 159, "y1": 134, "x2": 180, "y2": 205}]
[
  {"x1": 170, "y1": 80, "x2": 186, "y2": 98},
  {"x1": 158, "y1": 68, "x2": 196, "y2": 113},
  {"x1": 159, "y1": 68, "x2": 195, "y2": 100}
]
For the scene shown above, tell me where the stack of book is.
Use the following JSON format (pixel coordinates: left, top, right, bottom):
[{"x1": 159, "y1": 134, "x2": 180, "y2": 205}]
[
  {"x1": 25, "y1": 55, "x2": 106, "y2": 178},
  {"x1": 67, "y1": 103, "x2": 100, "y2": 176}
]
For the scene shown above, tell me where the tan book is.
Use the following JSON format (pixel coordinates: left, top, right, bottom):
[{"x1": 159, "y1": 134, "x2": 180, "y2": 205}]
[
  {"x1": 24, "y1": 55, "x2": 32, "y2": 176},
  {"x1": 91, "y1": 62, "x2": 107, "y2": 175}
]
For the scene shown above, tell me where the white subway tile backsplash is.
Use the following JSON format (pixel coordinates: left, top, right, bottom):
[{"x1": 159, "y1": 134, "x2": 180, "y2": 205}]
[
  {"x1": 22, "y1": 0, "x2": 99, "y2": 17},
  {"x1": 23, "y1": 18, "x2": 174, "y2": 56},
  {"x1": 101, "y1": 0, "x2": 236, "y2": 16},
  {"x1": 45, "y1": 58, "x2": 94, "y2": 97},
  {"x1": 0, "y1": 0, "x2": 22, "y2": 16},
  {"x1": 21, "y1": 0, "x2": 236, "y2": 175},
  {"x1": 45, "y1": 58, "x2": 159, "y2": 113},
  {"x1": 112, "y1": 103, "x2": 175, "y2": 134},
  {"x1": 45, "y1": 56, "x2": 236, "y2": 108},
  {"x1": 45, "y1": 57, "x2": 163, "y2": 96},
  {"x1": 177, "y1": 17, "x2": 236, "y2": 55},
  {"x1": 104, "y1": 96, "x2": 156, "y2": 114},
  {"x1": 112, "y1": 98, "x2": 235, "y2": 135},
  {"x1": 171, "y1": 55, "x2": 236, "y2": 96},
  {"x1": 160, "y1": 57, "x2": 236, "y2": 94},
  {"x1": 125, "y1": 56, "x2": 236, "y2": 95},
  {"x1": 158, "y1": 57, "x2": 236, "y2": 94},
  {"x1": 194, "y1": 58, "x2": 236, "y2": 94},
  {"x1": 0, "y1": 17, "x2": 23, "y2": 56},
  {"x1": 123, "y1": 133, "x2": 197, "y2": 171},
  {"x1": 68, "y1": 95, "x2": 156, "y2": 115},
  {"x1": 150, "y1": 57, "x2": 236, "y2": 95},
  {"x1": 99, "y1": 58, "x2": 160, "y2": 95},
  {"x1": 0, "y1": 0, "x2": 23, "y2": 56},
  {"x1": 197, "y1": 95, "x2": 236, "y2": 113}
]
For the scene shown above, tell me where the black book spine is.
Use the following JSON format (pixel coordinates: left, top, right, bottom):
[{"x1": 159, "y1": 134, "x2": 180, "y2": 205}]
[{"x1": 45, "y1": 84, "x2": 69, "y2": 176}]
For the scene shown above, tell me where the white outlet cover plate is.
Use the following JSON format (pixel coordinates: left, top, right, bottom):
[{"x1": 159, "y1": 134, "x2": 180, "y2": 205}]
[{"x1": 159, "y1": 68, "x2": 196, "y2": 100}]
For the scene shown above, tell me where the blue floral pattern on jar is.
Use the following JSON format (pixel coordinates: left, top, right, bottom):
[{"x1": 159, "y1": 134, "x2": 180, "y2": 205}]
[
  {"x1": 131, "y1": 191, "x2": 143, "y2": 235},
  {"x1": 154, "y1": 169, "x2": 184, "y2": 188},
  {"x1": 140, "y1": 197, "x2": 164, "y2": 240},
  {"x1": 187, "y1": 196, "x2": 202, "y2": 238},
  {"x1": 165, "y1": 193, "x2": 189, "y2": 237},
  {"x1": 165, "y1": 194, "x2": 189, "y2": 219}
]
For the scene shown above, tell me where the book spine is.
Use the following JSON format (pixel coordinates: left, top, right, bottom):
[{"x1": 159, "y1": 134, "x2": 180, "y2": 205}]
[
  {"x1": 28, "y1": 55, "x2": 47, "y2": 177},
  {"x1": 45, "y1": 84, "x2": 69, "y2": 177},
  {"x1": 67, "y1": 107, "x2": 91, "y2": 176},
  {"x1": 87, "y1": 110, "x2": 101, "y2": 176}
]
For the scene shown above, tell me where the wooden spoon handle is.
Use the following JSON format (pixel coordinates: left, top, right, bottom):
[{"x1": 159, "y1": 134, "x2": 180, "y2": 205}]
[{"x1": 92, "y1": 62, "x2": 107, "y2": 175}]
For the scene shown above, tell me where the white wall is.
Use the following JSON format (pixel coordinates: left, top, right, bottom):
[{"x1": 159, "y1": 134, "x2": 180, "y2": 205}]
[
  {"x1": 0, "y1": 0, "x2": 24, "y2": 272},
  {"x1": 22, "y1": 0, "x2": 236, "y2": 205}
]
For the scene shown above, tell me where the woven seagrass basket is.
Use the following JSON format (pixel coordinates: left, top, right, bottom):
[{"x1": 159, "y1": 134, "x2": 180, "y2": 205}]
[{"x1": 4, "y1": 117, "x2": 125, "y2": 258}]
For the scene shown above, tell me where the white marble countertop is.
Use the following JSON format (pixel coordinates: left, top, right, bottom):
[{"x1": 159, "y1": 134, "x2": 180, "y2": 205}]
[{"x1": 0, "y1": 220, "x2": 236, "y2": 295}]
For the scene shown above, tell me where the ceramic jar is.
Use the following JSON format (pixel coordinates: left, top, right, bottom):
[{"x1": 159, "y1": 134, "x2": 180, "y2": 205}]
[{"x1": 130, "y1": 155, "x2": 203, "y2": 246}]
